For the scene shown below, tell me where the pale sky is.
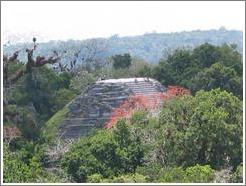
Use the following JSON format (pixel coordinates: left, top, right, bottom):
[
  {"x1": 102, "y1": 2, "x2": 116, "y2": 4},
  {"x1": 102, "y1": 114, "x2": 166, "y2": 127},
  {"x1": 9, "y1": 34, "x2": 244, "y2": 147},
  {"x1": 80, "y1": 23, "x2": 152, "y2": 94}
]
[{"x1": 1, "y1": 1, "x2": 245, "y2": 43}]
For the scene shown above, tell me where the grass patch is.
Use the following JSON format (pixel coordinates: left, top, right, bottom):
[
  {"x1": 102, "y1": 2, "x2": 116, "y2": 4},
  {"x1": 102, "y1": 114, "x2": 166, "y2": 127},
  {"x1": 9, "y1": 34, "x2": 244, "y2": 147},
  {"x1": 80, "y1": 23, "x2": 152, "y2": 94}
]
[{"x1": 41, "y1": 106, "x2": 69, "y2": 143}]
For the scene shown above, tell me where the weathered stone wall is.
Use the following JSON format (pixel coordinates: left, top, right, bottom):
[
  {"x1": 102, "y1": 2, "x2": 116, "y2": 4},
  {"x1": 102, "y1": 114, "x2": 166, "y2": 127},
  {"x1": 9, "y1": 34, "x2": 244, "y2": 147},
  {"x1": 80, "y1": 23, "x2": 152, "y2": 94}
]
[{"x1": 58, "y1": 78, "x2": 166, "y2": 139}]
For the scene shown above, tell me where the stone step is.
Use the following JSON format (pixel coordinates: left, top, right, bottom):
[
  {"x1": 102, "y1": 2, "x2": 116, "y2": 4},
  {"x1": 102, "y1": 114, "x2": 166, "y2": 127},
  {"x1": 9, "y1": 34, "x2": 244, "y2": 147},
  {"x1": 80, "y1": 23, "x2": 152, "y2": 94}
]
[
  {"x1": 62, "y1": 122, "x2": 96, "y2": 128},
  {"x1": 126, "y1": 82, "x2": 154, "y2": 85},
  {"x1": 131, "y1": 88, "x2": 157, "y2": 92},
  {"x1": 130, "y1": 86, "x2": 157, "y2": 89},
  {"x1": 128, "y1": 84, "x2": 156, "y2": 88},
  {"x1": 127, "y1": 85, "x2": 156, "y2": 89},
  {"x1": 130, "y1": 82, "x2": 155, "y2": 85},
  {"x1": 61, "y1": 120, "x2": 108, "y2": 137},
  {"x1": 127, "y1": 84, "x2": 157, "y2": 87},
  {"x1": 101, "y1": 95, "x2": 128, "y2": 101},
  {"x1": 127, "y1": 84, "x2": 164, "y2": 91},
  {"x1": 62, "y1": 128, "x2": 94, "y2": 138},
  {"x1": 126, "y1": 81, "x2": 154, "y2": 84},
  {"x1": 133, "y1": 90, "x2": 158, "y2": 94},
  {"x1": 60, "y1": 118, "x2": 108, "y2": 130},
  {"x1": 90, "y1": 90, "x2": 130, "y2": 97},
  {"x1": 87, "y1": 87, "x2": 126, "y2": 94},
  {"x1": 61, "y1": 117, "x2": 108, "y2": 124}
]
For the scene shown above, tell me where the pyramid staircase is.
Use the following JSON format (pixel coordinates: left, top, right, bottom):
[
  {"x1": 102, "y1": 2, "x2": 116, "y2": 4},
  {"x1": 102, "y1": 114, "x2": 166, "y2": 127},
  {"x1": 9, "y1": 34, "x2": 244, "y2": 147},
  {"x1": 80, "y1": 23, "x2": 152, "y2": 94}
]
[{"x1": 59, "y1": 78, "x2": 166, "y2": 139}]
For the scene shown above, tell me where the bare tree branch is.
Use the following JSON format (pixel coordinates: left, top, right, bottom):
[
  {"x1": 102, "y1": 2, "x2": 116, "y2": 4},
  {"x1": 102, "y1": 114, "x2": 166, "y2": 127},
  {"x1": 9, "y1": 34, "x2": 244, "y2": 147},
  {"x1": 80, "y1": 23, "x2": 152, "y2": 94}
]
[
  {"x1": 8, "y1": 51, "x2": 19, "y2": 62},
  {"x1": 3, "y1": 51, "x2": 20, "y2": 85},
  {"x1": 4, "y1": 40, "x2": 61, "y2": 85}
]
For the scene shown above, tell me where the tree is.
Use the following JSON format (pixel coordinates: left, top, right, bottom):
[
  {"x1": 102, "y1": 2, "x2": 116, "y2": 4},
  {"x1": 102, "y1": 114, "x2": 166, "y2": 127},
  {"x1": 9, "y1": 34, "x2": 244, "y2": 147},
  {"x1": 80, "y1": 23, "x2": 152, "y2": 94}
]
[
  {"x1": 3, "y1": 38, "x2": 62, "y2": 133},
  {"x1": 63, "y1": 39, "x2": 108, "y2": 72},
  {"x1": 167, "y1": 49, "x2": 192, "y2": 75},
  {"x1": 191, "y1": 62, "x2": 242, "y2": 98},
  {"x1": 152, "y1": 62, "x2": 175, "y2": 85},
  {"x1": 139, "y1": 64, "x2": 152, "y2": 78},
  {"x1": 61, "y1": 134, "x2": 108, "y2": 182},
  {"x1": 3, "y1": 51, "x2": 19, "y2": 85},
  {"x1": 3, "y1": 38, "x2": 60, "y2": 86},
  {"x1": 112, "y1": 53, "x2": 132, "y2": 69},
  {"x1": 112, "y1": 120, "x2": 144, "y2": 173},
  {"x1": 157, "y1": 89, "x2": 242, "y2": 169},
  {"x1": 16, "y1": 106, "x2": 39, "y2": 140},
  {"x1": 3, "y1": 60, "x2": 73, "y2": 140},
  {"x1": 151, "y1": 43, "x2": 242, "y2": 98},
  {"x1": 192, "y1": 43, "x2": 220, "y2": 68},
  {"x1": 61, "y1": 120, "x2": 144, "y2": 182},
  {"x1": 50, "y1": 88, "x2": 76, "y2": 112},
  {"x1": 3, "y1": 143, "x2": 43, "y2": 183},
  {"x1": 69, "y1": 70, "x2": 97, "y2": 94}
]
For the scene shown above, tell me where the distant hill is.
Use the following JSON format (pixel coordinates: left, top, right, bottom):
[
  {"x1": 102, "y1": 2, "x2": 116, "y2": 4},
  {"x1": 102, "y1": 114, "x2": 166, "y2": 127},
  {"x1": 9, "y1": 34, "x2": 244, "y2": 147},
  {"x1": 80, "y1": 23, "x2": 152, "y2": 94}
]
[{"x1": 3, "y1": 28, "x2": 243, "y2": 64}]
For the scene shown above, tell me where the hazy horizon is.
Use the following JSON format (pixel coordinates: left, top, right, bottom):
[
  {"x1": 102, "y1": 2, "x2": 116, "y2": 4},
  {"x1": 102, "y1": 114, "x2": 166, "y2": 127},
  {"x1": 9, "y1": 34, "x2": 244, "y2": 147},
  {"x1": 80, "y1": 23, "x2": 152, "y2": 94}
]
[
  {"x1": 2, "y1": 1, "x2": 245, "y2": 44},
  {"x1": 2, "y1": 27, "x2": 243, "y2": 45}
]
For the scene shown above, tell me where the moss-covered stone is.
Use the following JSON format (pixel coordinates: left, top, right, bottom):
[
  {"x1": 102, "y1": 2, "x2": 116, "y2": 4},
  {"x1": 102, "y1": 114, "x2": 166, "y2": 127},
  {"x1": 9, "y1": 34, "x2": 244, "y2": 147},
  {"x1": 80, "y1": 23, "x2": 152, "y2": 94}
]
[{"x1": 41, "y1": 106, "x2": 69, "y2": 143}]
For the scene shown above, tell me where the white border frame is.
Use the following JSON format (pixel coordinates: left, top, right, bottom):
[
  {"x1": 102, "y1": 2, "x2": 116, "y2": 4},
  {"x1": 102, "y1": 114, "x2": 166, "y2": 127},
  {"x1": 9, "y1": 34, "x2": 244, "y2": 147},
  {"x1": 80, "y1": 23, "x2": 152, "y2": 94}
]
[{"x1": 0, "y1": 1, "x2": 245, "y2": 185}]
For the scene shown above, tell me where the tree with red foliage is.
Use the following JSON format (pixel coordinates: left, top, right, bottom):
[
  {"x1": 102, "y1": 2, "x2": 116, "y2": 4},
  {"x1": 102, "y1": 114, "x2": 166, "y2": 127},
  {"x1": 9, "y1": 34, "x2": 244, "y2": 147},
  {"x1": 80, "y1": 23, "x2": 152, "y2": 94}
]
[
  {"x1": 105, "y1": 86, "x2": 190, "y2": 128},
  {"x1": 3, "y1": 126, "x2": 21, "y2": 145}
]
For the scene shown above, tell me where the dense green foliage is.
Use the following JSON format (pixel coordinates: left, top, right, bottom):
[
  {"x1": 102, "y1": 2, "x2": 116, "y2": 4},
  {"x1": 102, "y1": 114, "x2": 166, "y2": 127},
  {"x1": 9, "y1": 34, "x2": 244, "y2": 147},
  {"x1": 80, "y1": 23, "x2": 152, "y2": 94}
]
[
  {"x1": 61, "y1": 120, "x2": 144, "y2": 182},
  {"x1": 151, "y1": 43, "x2": 243, "y2": 98},
  {"x1": 159, "y1": 165, "x2": 215, "y2": 183},
  {"x1": 112, "y1": 53, "x2": 132, "y2": 69},
  {"x1": 4, "y1": 63, "x2": 75, "y2": 140},
  {"x1": 3, "y1": 59, "x2": 76, "y2": 182},
  {"x1": 3, "y1": 142, "x2": 43, "y2": 182},
  {"x1": 157, "y1": 89, "x2": 242, "y2": 169},
  {"x1": 85, "y1": 172, "x2": 147, "y2": 183},
  {"x1": 3, "y1": 142, "x2": 71, "y2": 183}
]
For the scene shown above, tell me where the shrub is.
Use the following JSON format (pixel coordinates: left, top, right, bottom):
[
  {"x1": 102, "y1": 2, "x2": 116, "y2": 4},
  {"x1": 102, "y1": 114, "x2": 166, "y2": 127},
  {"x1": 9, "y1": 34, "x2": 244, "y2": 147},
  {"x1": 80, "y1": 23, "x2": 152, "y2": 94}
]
[
  {"x1": 136, "y1": 162, "x2": 164, "y2": 182},
  {"x1": 3, "y1": 144, "x2": 43, "y2": 183},
  {"x1": 230, "y1": 164, "x2": 243, "y2": 183},
  {"x1": 103, "y1": 173, "x2": 146, "y2": 183},
  {"x1": 159, "y1": 167, "x2": 186, "y2": 183},
  {"x1": 61, "y1": 120, "x2": 144, "y2": 182},
  {"x1": 87, "y1": 173, "x2": 104, "y2": 183},
  {"x1": 159, "y1": 165, "x2": 215, "y2": 183},
  {"x1": 130, "y1": 110, "x2": 148, "y2": 125},
  {"x1": 184, "y1": 164, "x2": 215, "y2": 183}
]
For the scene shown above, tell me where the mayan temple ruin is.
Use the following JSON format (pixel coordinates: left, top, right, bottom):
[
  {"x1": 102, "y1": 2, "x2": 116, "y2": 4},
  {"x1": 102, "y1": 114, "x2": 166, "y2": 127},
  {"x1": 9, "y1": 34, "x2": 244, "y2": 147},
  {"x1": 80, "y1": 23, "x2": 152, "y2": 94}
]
[{"x1": 58, "y1": 78, "x2": 167, "y2": 139}]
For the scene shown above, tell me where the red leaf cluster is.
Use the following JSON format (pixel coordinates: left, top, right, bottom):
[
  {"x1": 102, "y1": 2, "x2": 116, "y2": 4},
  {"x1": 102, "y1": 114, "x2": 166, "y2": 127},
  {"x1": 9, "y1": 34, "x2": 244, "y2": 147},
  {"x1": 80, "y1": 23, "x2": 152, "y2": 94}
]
[
  {"x1": 3, "y1": 125, "x2": 22, "y2": 141},
  {"x1": 166, "y1": 85, "x2": 190, "y2": 97},
  {"x1": 104, "y1": 86, "x2": 190, "y2": 128}
]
